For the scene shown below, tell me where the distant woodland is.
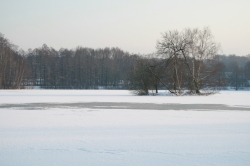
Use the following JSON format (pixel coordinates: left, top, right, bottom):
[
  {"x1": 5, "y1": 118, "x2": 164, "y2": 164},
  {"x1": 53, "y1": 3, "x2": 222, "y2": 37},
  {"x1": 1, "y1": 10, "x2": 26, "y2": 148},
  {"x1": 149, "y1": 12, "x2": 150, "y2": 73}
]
[{"x1": 1, "y1": 30, "x2": 250, "y2": 94}]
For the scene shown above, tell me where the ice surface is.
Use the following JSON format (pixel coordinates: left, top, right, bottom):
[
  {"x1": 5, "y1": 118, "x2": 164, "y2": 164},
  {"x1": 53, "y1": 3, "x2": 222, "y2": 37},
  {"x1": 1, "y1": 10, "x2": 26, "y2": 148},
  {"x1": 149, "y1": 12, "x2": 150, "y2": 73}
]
[{"x1": 0, "y1": 90, "x2": 250, "y2": 166}]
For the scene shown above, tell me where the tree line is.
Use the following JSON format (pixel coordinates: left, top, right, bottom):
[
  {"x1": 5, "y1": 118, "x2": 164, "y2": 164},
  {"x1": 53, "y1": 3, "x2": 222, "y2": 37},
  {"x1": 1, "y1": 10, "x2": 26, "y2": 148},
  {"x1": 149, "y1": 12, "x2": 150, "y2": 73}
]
[
  {"x1": 24, "y1": 45, "x2": 136, "y2": 89},
  {"x1": 0, "y1": 34, "x2": 25, "y2": 89},
  {"x1": 0, "y1": 29, "x2": 250, "y2": 95}
]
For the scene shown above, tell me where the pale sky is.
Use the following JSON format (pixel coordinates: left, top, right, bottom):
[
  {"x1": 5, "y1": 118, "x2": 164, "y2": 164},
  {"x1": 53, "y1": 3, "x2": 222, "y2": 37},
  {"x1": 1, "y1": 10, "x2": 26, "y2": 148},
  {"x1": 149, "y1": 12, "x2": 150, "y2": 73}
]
[{"x1": 0, "y1": 0, "x2": 249, "y2": 55}]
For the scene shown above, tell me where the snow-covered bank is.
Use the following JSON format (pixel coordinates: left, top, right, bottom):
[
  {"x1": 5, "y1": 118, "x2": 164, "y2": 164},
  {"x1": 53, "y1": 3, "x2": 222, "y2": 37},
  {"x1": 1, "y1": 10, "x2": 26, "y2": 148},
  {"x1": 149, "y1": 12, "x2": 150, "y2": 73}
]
[{"x1": 0, "y1": 90, "x2": 250, "y2": 107}]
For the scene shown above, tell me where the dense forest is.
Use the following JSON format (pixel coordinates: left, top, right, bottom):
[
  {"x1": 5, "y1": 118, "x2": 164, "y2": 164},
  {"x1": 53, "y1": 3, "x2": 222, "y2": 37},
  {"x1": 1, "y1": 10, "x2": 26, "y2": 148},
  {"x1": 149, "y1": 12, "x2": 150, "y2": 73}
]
[{"x1": 0, "y1": 31, "x2": 250, "y2": 94}]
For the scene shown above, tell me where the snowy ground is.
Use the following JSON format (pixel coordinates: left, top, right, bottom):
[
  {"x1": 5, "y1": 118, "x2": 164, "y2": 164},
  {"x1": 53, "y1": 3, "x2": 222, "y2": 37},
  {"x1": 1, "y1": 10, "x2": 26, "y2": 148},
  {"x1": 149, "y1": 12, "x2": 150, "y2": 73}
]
[{"x1": 0, "y1": 90, "x2": 250, "y2": 166}]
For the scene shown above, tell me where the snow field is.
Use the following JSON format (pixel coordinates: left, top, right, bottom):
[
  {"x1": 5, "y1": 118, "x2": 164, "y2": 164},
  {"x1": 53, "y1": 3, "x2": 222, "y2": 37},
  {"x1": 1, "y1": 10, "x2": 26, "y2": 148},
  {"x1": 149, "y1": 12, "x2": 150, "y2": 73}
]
[
  {"x1": 0, "y1": 90, "x2": 249, "y2": 107},
  {"x1": 0, "y1": 90, "x2": 250, "y2": 166}
]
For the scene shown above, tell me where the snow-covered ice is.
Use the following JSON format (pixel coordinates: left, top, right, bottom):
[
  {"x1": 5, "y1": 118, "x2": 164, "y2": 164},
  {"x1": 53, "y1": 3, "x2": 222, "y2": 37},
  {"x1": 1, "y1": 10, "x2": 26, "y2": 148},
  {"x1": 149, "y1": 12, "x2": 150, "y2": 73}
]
[
  {"x1": 0, "y1": 90, "x2": 250, "y2": 107},
  {"x1": 0, "y1": 90, "x2": 250, "y2": 166}
]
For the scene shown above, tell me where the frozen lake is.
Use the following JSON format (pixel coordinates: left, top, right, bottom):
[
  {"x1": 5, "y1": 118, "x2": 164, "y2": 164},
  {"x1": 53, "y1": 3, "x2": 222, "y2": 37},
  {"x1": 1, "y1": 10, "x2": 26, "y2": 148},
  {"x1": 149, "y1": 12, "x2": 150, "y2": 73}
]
[{"x1": 1, "y1": 90, "x2": 250, "y2": 166}]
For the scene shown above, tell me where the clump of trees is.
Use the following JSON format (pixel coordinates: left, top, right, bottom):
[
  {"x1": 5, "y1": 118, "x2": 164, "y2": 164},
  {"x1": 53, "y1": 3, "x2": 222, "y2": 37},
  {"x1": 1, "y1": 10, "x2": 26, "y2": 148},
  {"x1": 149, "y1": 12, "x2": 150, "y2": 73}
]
[
  {"x1": 158, "y1": 27, "x2": 221, "y2": 95},
  {"x1": 130, "y1": 27, "x2": 221, "y2": 95},
  {"x1": 129, "y1": 27, "x2": 250, "y2": 95}
]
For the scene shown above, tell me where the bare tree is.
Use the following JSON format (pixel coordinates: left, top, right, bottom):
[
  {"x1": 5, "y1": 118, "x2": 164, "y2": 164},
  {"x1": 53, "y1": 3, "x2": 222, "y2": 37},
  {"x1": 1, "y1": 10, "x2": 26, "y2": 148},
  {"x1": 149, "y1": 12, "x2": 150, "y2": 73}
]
[
  {"x1": 157, "y1": 27, "x2": 220, "y2": 94},
  {"x1": 156, "y1": 30, "x2": 185, "y2": 94},
  {"x1": 128, "y1": 57, "x2": 154, "y2": 95}
]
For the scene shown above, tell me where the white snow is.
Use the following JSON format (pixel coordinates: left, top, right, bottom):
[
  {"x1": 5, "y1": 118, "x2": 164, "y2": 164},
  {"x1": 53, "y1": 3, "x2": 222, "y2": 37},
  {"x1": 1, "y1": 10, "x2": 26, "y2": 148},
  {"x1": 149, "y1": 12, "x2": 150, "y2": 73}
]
[
  {"x1": 0, "y1": 90, "x2": 249, "y2": 107},
  {"x1": 0, "y1": 90, "x2": 250, "y2": 166}
]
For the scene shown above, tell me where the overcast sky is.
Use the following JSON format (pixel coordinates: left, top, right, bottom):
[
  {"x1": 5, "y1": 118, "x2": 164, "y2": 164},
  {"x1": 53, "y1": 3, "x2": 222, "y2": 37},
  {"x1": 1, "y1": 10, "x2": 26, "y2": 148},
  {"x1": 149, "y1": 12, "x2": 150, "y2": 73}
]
[{"x1": 0, "y1": 0, "x2": 249, "y2": 55}]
